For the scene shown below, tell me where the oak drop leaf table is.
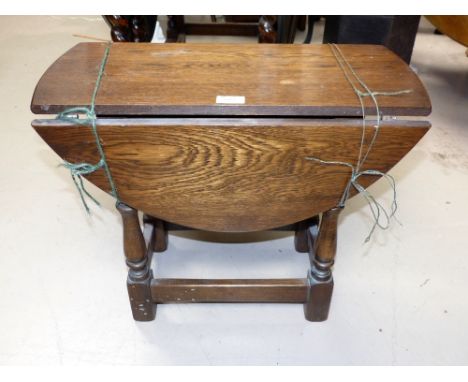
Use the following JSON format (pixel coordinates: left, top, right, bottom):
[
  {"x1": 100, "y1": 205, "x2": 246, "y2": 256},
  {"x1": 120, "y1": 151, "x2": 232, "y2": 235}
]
[{"x1": 31, "y1": 43, "x2": 431, "y2": 322}]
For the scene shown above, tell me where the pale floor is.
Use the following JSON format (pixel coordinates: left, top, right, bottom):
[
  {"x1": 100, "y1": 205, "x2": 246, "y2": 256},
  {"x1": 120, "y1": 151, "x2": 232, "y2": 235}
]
[{"x1": 0, "y1": 16, "x2": 467, "y2": 365}]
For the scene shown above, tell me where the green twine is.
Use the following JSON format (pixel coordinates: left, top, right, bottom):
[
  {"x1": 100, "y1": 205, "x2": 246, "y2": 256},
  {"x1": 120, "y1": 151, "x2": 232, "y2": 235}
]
[
  {"x1": 305, "y1": 157, "x2": 399, "y2": 243},
  {"x1": 306, "y1": 44, "x2": 412, "y2": 242},
  {"x1": 55, "y1": 41, "x2": 410, "y2": 239},
  {"x1": 57, "y1": 43, "x2": 120, "y2": 213},
  {"x1": 329, "y1": 44, "x2": 413, "y2": 171}
]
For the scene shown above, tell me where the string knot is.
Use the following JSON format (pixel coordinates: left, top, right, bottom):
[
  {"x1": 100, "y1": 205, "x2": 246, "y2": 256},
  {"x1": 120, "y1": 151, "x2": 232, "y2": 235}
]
[
  {"x1": 303, "y1": 44, "x2": 412, "y2": 242},
  {"x1": 59, "y1": 159, "x2": 106, "y2": 213},
  {"x1": 305, "y1": 157, "x2": 399, "y2": 243},
  {"x1": 56, "y1": 43, "x2": 120, "y2": 214},
  {"x1": 57, "y1": 107, "x2": 96, "y2": 124}
]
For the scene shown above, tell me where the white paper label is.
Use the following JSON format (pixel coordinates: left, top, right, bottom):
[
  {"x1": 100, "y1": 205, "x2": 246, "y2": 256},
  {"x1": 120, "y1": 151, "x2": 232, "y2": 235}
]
[{"x1": 216, "y1": 95, "x2": 246, "y2": 104}]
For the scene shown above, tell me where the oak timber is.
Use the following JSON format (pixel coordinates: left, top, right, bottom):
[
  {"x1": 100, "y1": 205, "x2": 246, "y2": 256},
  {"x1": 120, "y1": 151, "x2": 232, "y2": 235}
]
[
  {"x1": 32, "y1": 118, "x2": 430, "y2": 232},
  {"x1": 31, "y1": 43, "x2": 431, "y2": 117}
]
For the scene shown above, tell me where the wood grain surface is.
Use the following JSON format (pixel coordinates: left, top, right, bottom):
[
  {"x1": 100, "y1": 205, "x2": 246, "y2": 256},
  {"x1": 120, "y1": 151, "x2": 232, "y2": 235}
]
[
  {"x1": 426, "y1": 16, "x2": 468, "y2": 47},
  {"x1": 32, "y1": 118, "x2": 430, "y2": 232},
  {"x1": 151, "y1": 278, "x2": 309, "y2": 303},
  {"x1": 31, "y1": 43, "x2": 431, "y2": 117}
]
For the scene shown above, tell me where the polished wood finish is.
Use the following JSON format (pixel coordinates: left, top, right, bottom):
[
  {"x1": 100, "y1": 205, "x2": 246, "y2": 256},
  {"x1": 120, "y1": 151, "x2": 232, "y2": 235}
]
[
  {"x1": 313, "y1": 208, "x2": 342, "y2": 269},
  {"x1": 31, "y1": 42, "x2": 432, "y2": 322},
  {"x1": 30, "y1": 43, "x2": 431, "y2": 117},
  {"x1": 151, "y1": 278, "x2": 308, "y2": 303},
  {"x1": 426, "y1": 16, "x2": 468, "y2": 47},
  {"x1": 32, "y1": 118, "x2": 429, "y2": 232},
  {"x1": 118, "y1": 202, "x2": 146, "y2": 263},
  {"x1": 304, "y1": 207, "x2": 342, "y2": 321},
  {"x1": 104, "y1": 16, "x2": 157, "y2": 42},
  {"x1": 117, "y1": 202, "x2": 156, "y2": 321},
  {"x1": 258, "y1": 16, "x2": 277, "y2": 43}
]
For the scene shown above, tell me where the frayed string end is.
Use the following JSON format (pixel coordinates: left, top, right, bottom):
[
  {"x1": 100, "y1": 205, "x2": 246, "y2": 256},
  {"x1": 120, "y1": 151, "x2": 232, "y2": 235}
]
[
  {"x1": 305, "y1": 156, "x2": 399, "y2": 244},
  {"x1": 59, "y1": 159, "x2": 104, "y2": 214}
]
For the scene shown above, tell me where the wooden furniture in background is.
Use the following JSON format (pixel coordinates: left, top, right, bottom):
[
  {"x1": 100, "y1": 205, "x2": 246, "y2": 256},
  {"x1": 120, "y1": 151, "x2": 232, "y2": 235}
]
[
  {"x1": 103, "y1": 16, "x2": 157, "y2": 42},
  {"x1": 323, "y1": 16, "x2": 421, "y2": 63},
  {"x1": 31, "y1": 43, "x2": 431, "y2": 322},
  {"x1": 425, "y1": 16, "x2": 468, "y2": 47},
  {"x1": 166, "y1": 15, "x2": 306, "y2": 43},
  {"x1": 103, "y1": 15, "x2": 307, "y2": 43},
  {"x1": 166, "y1": 15, "x2": 257, "y2": 42}
]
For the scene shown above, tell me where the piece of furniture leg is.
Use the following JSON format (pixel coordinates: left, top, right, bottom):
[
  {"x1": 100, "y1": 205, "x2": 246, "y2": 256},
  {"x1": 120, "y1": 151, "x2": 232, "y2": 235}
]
[
  {"x1": 31, "y1": 43, "x2": 431, "y2": 322},
  {"x1": 151, "y1": 278, "x2": 308, "y2": 303},
  {"x1": 103, "y1": 16, "x2": 157, "y2": 42},
  {"x1": 259, "y1": 16, "x2": 277, "y2": 43},
  {"x1": 143, "y1": 215, "x2": 168, "y2": 252},
  {"x1": 294, "y1": 216, "x2": 319, "y2": 253},
  {"x1": 117, "y1": 202, "x2": 156, "y2": 321},
  {"x1": 304, "y1": 207, "x2": 342, "y2": 321}
]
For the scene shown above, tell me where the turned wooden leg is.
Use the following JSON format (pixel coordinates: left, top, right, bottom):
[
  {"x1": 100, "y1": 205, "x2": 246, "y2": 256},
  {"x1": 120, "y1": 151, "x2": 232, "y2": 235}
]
[
  {"x1": 294, "y1": 216, "x2": 319, "y2": 253},
  {"x1": 117, "y1": 202, "x2": 156, "y2": 321},
  {"x1": 103, "y1": 16, "x2": 157, "y2": 42},
  {"x1": 304, "y1": 207, "x2": 342, "y2": 322},
  {"x1": 143, "y1": 214, "x2": 168, "y2": 252},
  {"x1": 258, "y1": 15, "x2": 277, "y2": 43},
  {"x1": 104, "y1": 15, "x2": 132, "y2": 42}
]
